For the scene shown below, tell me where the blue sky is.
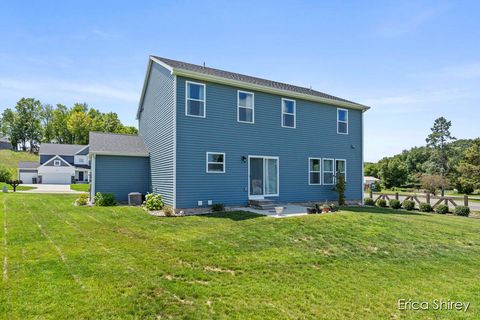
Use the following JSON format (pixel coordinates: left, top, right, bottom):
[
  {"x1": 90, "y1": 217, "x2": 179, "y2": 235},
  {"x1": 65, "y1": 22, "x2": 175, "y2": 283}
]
[{"x1": 1, "y1": 0, "x2": 479, "y2": 161}]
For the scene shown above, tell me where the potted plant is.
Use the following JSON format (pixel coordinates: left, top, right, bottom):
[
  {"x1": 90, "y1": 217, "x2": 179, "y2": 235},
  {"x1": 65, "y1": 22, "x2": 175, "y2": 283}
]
[
  {"x1": 321, "y1": 202, "x2": 330, "y2": 213},
  {"x1": 274, "y1": 206, "x2": 284, "y2": 215}
]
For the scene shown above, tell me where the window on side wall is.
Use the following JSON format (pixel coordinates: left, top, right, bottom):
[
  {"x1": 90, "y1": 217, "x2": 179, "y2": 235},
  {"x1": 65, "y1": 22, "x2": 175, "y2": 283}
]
[
  {"x1": 337, "y1": 108, "x2": 348, "y2": 134},
  {"x1": 186, "y1": 81, "x2": 206, "y2": 117},
  {"x1": 282, "y1": 98, "x2": 296, "y2": 128},
  {"x1": 206, "y1": 152, "x2": 225, "y2": 173},
  {"x1": 335, "y1": 159, "x2": 347, "y2": 182},
  {"x1": 309, "y1": 158, "x2": 321, "y2": 185},
  {"x1": 323, "y1": 159, "x2": 334, "y2": 185},
  {"x1": 237, "y1": 90, "x2": 254, "y2": 123}
]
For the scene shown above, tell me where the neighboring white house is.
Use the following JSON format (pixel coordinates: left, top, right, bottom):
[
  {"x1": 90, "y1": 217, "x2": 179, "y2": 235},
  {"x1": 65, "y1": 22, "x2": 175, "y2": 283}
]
[{"x1": 364, "y1": 176, "x2": 380, "y2": 189}]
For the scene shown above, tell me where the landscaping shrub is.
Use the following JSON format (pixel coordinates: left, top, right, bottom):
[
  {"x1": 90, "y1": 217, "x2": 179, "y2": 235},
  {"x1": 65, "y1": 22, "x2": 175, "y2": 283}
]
[
  {"x1": 142, "y1": 193, "x2": 163, "y2": 210},
  {"x1": 376, "y1": 199, "x2": 387, "y2": 207},
  {"x1": 211, "y1": 203, "x2": 225, "y2": 212},
  {"x1": 402, "y1": 200, "x2": 415, "y2": 211},
  {"x1": 364, "y1": 198, "x2": 375, "y2": 206},
  {"x1": 75, "y1": 193, "x2": 89, "y2": 206},
  {"x1": 389, "y1": 199, "x2": 401, "y2": 209},
  {"x1": 0, "y1": 166, "x2": 12, "y2": 182},
  {"x1": 454, "y1": 206, "x2": 470, "y2": 217},
  {"x1": 329, "y1": 203, "x2": 338, "y2": 212},
  {"x1": 163, "y1": 206, "x2": 174, "y2": 217},
  {"x1": 94, "y1": 192, "x2": 116, "y2": 206},
  {"x1": 435, "y1": 204, "x2": 449, "y2": 214},
  {"x1": 419, "y1": 202, "x2": 432, "y2": 212}
]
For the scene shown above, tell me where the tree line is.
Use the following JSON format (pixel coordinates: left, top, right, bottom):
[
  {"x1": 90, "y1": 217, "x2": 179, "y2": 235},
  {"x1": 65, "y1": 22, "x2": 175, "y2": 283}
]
[
  {"x1": 0, "y1": 98, "x2": 138, "y2": 152},
  {"x1": 365, "y1": 117, "x2": 480, "y2": 195}
]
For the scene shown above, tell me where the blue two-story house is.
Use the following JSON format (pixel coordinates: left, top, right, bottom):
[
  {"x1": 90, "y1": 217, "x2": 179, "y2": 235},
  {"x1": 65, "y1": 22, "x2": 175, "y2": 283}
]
[{"x1": 90, "y1": 56, "x2": 370, "y2": 208}]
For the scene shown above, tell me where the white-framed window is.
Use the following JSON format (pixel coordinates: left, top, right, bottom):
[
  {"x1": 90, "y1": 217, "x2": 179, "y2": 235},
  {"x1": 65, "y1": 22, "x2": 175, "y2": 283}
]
[
  {"x1": 206, "y1": 152, "x2": 225, "y2": 173},
  {"x1": 186, "y1": 81, "x2": 206, "y2": 118},
  {"x1": 53, "y1": 160, "x2": 61, "y2": 167},
  {"x1": 237, "y1": 90, "x2": 254, "y2": 123},
  {"x1": 335, "y1": 159, "x2": 347, "y2": 182},
  {"x1": 281, "y1": 98, "x2": 296, "y2": 128},
  {"x1": 309, "y1": 158, "x2": 321, "y2": 185},
  {"x1": 337, "y1": 108, "x2": 348, "y2": 134},
  {"x1": 322, "y1": 158, "x2": 334, "y2": 185}
]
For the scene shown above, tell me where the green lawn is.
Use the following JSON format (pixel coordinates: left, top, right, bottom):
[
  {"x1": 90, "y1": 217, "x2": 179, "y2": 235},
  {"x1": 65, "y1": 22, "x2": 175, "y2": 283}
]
[
  {"x1": 0, "y1": 182, "x2": 36, "y2": 191},
  {"x1": 0, "y1": 149, "x2": 38, "y2": 170},
  {"x1": 70, "y1": 184, "x2": 89, "y2": 192},
  {"x1": 1, "y1": 193, "x2": 480, "y2": 319}
]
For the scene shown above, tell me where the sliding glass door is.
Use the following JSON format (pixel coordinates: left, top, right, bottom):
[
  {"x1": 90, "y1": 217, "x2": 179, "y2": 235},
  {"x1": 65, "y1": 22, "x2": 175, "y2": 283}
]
[{"x1": 249, "y1": 156, "x2": 279, "y2": 199}]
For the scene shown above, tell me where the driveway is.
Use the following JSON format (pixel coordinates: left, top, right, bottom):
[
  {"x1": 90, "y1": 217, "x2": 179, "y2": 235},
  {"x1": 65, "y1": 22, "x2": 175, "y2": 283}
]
[{"x1": 20, "y1": 184, "x2": 84, "y2": 194}]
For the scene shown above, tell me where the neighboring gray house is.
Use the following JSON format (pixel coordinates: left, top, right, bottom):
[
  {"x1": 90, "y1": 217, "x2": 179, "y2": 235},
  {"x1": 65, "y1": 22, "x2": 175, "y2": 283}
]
[
  {"x1": 18, "y1": 143, "x2": 90, "y2": 184},
  {"x1": 90, "y1": 56, "x2": 370, "y2": 207},
  {"x1": 0, "y1": 137, "x2": 12, "y2": 150}
]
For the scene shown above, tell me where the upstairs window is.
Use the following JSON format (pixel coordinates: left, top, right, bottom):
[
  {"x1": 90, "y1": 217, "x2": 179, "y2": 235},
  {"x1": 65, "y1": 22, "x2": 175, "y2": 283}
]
[
  {"x1": 337, "y1": 108, "x2": 348, "y2": 134},
  {"x1": 237, "y1": 90, "x2": 254, "y2": 123},
  {"x1": 206, "y1": 152, "x2": 225, "y2": 173},
  {"x1": 336, "y1": 159, "x2": 347, "y2": 182},
  {"x1": 281, "y1": 98, "x2": 296, "y2": 128},
  {"x1": 309, "y1": 158, "x2": 321, "y2": 185},
  {"x1": 323, "y1": 158, "x2": 334, "y2": 185},
  {"x1": 53, "y1": 160, "x2": 61, "y2": 167},
  {"x1": 186, "y1": 81, "x2": 206, "y2": 117}
]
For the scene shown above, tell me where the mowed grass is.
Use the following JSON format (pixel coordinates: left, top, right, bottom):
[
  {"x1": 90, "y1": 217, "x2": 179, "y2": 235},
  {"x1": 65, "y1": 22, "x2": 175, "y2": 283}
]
[
  {"x1": 1, "y1": 194, "x2": 480, "y2": 319},
  {"x1": 70, "y1": 184, "x2": 89, "y2": 192},
  {"x1": 0, "y1": 150, "x2": 38, "y2": 170},
  {"x1": 0, "y1": 182, "x2": 36, "y2": 191}
]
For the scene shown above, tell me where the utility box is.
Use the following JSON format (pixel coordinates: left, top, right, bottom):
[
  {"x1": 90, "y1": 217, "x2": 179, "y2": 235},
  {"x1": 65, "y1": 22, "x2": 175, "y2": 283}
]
[{"x1": 128, "y1": 192, "x2": 143, "y2": 206}]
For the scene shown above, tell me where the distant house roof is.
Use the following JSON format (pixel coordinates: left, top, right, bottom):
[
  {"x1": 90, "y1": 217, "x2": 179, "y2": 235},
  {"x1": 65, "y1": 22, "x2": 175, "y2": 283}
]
[
  {"x1": 0, "y1": 136, "x2": 9, "y2": 142},
  {"x1": 137, "y1": 56, "x2": 370, "y2": 118},
  {"x1": 88, "y1": 132, "x2": 149, "y2": 156},
  {"x1": 39, "y1": 143, "x2": 87, "y2": 156},
  {"x1": 364, "y1": 176, "x2": 380, "y2": 182},
  {"x1": 18, "y1": 161, "x2": 39, "y2": 169}
]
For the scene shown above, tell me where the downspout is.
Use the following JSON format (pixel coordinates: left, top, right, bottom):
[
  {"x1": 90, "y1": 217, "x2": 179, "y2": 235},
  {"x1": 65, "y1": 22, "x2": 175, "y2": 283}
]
[{"x1": 91, "y1": 153, "x2": 96, "y2": 203}]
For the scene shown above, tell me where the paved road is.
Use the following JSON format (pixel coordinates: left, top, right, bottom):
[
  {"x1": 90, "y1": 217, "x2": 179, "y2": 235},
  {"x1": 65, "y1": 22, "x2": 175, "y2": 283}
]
[
  {"x1": 367, "y1": 192, "x2": 480, "y2": 211},
  {"x1": 19, "y1": 184, "x2": 84, "y2": 194}
]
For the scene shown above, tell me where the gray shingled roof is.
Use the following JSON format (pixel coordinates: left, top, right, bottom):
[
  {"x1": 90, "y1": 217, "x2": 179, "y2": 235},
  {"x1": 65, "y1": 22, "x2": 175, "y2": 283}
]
[
  {"x1": 152, "y1": 56, "x2": 365, "y2": 107},
  {"x1": 39, "y1": 143, "x2": 87, "y2": 155},
  {"x1": 89, "y1": 132, "x2": 148, "y2": 156},
  {"x1": 18, "y1": 161, "x2": 38, "y2": 169}
]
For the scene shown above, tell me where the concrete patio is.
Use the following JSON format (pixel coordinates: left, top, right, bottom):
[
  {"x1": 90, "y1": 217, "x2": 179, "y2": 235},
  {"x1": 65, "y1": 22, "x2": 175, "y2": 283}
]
[{"x1": 233, "y1": 204, "x2": 311, "y2": 218}]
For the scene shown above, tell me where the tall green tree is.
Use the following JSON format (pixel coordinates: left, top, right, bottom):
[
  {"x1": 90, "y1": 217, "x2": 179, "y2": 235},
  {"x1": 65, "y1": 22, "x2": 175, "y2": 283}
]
[
  {"x1": 425, "y1": 117, "x2": 456, "y2": 195},
  {"x1": 456, "y1": 139, "x2": 480, "y2": 194},
  {"x1": 0, "y1": 108, "x2": 21, "y2": 150},
  {"x1": 67, "y1": 110, "x2": 91, "y2": 144},
  {"x1": 41, "y1": 104, "x2": 55, "y2": 143},
  {"x1": 378, "y1": 157, "x2": 408, "y2": 189},
  {"x1": 15, "y1": 98, "x2": 43, "y2": 152},
  {"x1": 52, "y1": 104, "x2": 72, "y2": 143}
]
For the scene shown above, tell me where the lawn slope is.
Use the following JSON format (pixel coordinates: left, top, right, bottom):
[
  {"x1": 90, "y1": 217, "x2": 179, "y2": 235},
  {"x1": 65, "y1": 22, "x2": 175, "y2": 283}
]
[
  {"x1": 1, "y1": 193, "x2": 479, "y2": 319},
  {"x1": 0, "y1": 149, "x2": 38, "y2": 170}
]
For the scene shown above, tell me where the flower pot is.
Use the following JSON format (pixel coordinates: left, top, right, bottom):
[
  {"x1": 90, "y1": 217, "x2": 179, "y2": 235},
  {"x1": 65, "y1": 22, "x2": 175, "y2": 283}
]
[
  {"x1": 274, "y1": 207, "x2": 284, "y2": 215},
  {"x1": 322, "y1": 208, "x2": 330, "y2": 213}
]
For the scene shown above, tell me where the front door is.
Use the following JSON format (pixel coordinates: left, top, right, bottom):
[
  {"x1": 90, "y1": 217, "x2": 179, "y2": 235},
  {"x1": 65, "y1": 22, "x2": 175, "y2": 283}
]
[
  {"x1": 78, "y1": 171, "x2": 84, "y2": 181},
  {"x1": 248, "y1": 156, "x2": 279, "y2": 199}
]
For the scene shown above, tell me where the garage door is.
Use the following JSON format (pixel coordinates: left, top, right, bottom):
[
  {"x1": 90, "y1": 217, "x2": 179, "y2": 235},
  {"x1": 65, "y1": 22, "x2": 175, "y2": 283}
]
[
  {"x1": 42, "y1": 173, "x2": 72, "y2": 184},
  {"x1": 19, "y1": 172, "x2": 38, "y2": 184}
]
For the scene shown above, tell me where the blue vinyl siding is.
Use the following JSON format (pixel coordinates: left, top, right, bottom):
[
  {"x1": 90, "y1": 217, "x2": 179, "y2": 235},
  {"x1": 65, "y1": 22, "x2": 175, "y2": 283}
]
[
  {"x1": 175, "y1": 76, "x2": 363, "y2": 208},
  {"x1": 40, "y1": 155, "x2": 74, "y2": 165},
  {"x1": 138, "y1": 62, "x2": 176, "y2": 207},
  {"x1": 94, "y1": 155, "x2": 150, "y2": 202}
]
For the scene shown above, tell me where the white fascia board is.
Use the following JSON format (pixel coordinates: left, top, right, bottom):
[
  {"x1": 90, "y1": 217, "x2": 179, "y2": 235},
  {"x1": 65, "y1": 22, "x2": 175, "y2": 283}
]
[{"x1": 90, "y1": 151, "x2": 149, "y2": 157}]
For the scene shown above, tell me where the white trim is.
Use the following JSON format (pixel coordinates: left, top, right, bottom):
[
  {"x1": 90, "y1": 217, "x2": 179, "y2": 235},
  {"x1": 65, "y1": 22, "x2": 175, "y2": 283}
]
[
  {"x1": 91, "y1": 154, "x2": 96, "y2": 202},
  {"x1": 89, "y1": 151, "x2": 149, "y2": 157},
  {"x1": 361, "y1": 111, "x2": 365, "y2": 204},
  {"x1": 308, "y1": 157, "x2": 322, "y2": 185},
  {"x1": 74, "y1": 145, "x2": 89, "y2": 155},
  {"x1": 173, "y1": 68, "x2": 370, "y2": 111},
  {"x1": 136, "y1": 59, "x2": 153, "y2": 120},
  {"x1": 173, "y1": 75, "x2": 177, "y2": 209},
  {"x1": 281, "y1": 98, "x2": 296, "y2": 128},
  {"x1": 322, "y1": 158, "x2": 335, "y2": 185},
  {"x1": 41, "y1": 155, "x2": 73, "y2": 168},
  {"x1": 247, "y1": 155, "x2": 280, "y2": 199},
  {"x1": 237, "y1": 90, "x2": 255, "y2": 124},
  {"x1": 206, "y1": 152, "x2": 225, "y2": 173},
  {"x1": 337, "y1": 108, "x2": 349, "y2": 135},
  {"x1": 150, "y1": 56, "x2": 174, "y2": 73},
  {"x1": 53, "y1": 160, "x2": 61, "y2": 167},
  {"x1": 335, "y1": 159, "x2": 347, "y2": 182},
  {"x1": 185, "y1": 80, "x2": 206, "y2": 118}
]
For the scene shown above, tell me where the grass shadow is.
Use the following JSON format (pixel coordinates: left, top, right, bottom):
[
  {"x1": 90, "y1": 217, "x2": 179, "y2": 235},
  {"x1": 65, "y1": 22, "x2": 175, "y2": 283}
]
[
  {"x1": 343, "y1": 206, "x2": 425, "y2": 216},
  {"x1": 201, "y1": 210, "x2": 264, "y2": 221}
]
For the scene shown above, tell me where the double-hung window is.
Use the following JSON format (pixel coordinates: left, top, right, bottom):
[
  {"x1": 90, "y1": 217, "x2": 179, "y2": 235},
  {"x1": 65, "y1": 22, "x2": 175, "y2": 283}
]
[
  {"x1": 186, "y1": 81, "x2": 206, "y2": 117},
  {"x1": 281, "y1": 98, "x2": 296, "y2": 128},
  {"x1": 335, "y1": 159, "x2": 347, "y2": 182},
  {"x1": 322, "y1": 159, "x2": 334, "y2": 185},
  {"x1": 337, "y1": 108, "x2": 348, "y2": 134},
  {"x1": 206, "y1": 152, "x2": 225, "y2": 173},
  {"x1": 237, "y1": 90, "x2": 254, "y2": 123},
  {"x1": 309, "y1": 158, "x2": 321, "y2": 185}
]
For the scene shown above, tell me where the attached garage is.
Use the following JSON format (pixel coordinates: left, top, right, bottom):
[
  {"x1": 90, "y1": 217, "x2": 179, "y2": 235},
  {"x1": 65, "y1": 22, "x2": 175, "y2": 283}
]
[
  {"x1": 37, "y1": 156, "x2": 75, "y2": 185},
  {"x1": 41, "y1": 173, "x2": 72, "y2": 184},
  {"x1": 19, "y1": 170, "x2": 38, "y2": 184}
]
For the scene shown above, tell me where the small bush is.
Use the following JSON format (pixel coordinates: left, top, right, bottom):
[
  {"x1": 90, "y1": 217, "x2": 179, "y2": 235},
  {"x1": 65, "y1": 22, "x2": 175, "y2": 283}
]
[
  {"x1": 211, "y1": 203, "x2": 225, "y2": 212},
  {"x1": 364, "y1": 198, "x2": 375, "y2": 206},
  {"x1": 454, "y1": 206, "x2": 470, "y2": 217},
  {"x1": 435, "y1": 204, "x2": 449, "y2": 214},
  {"x1": 329, "y1": 203, "x2": 338, "y2": 212},
  {"x1": 75, "y1": 193, "x2": 89, "y2": 206},
  {"x1": 389, "y1": 199, "x2": 401, "y2": 209},
  {"x1": 143, "y1": 193, "x2": 164, "y2": 210},
  {"x1": 402, "y1": 200, "x2": 415, "y2": 211},
  {"x1": 0, "y1": 166, "x2": 12, "y2": 182},
  {"x1": 419, "y1": 202, "x2": 432, "y2": 212},
  {"x1": 94, "y1": 192, "x2": 116, "y2": 206},
  {"x1": 376, "y1": 199, "x2": 387, "y2": 207},
  {"x1": 163, "y1": 206, "x2": 174, "y2": 217}
]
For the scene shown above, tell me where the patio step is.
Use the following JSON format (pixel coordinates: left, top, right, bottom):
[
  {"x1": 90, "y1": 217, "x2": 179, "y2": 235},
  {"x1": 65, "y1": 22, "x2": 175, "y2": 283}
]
[{"x1": 249, "y1": 199, "x2": 276, "y2": 210}]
